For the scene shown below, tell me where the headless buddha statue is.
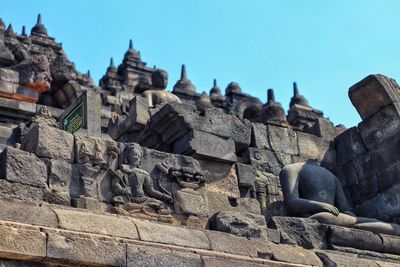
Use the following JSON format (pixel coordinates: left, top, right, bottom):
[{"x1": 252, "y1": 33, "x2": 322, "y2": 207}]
[{"x1": 280, "y1": 160, "x2": 400, "y2": 236}]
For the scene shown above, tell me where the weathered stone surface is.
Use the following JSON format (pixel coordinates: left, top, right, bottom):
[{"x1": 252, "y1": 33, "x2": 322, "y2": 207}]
[
  {"x1": 206, "y1": 230, "x2": 272, "y2": 258},
  {"x1": 350, "y1": 174, "x2": 379, "y2": 205},
  {"x1": 204, "y1": 163, "x2": 240, "y2": 199},
  {"x1": 21, "y1": 124, "x2": 74, "y2": 162},
  {"x1": 271, "y1": 216, "x2": 328, "y2": 249},
  {"x1": 267, "y1": 124, "x2": 298, "y2": 155},
  {"x1": 316, "y1": 251, "x2": 380, "y2": 267},
  {"x1": 349, "y1": 74, "x2": 400, "y2": 120},
  {"x1": 377, "y1": 161, "x2": 400, "y2": 192},
  {"x1": 127, "y1": 244, "x2": 202, "y2": 267},
  {"x1": 173, "y1": 130, "x2": 237, "y2": 163},
  {"x1": 297, "y1": 132, "x2": 335, "y2": 165},
  {"x1": 204, "y1": 189, "x2": 233, "y2": 217},
  {"x1": 0, "y1": 259, "x2": 49, "y2": 267},
  {"x1": 245, "y1": 147, "x2": 291, "y2": 176},
  {"x1": 210, "y1": 211, "x2": 266, "y2": 238},
  {"x1": 0, "y1": 147, "x2": 47, "y2": 187},
  {"x1": 304, "y1": 117, "x2": 337, "y2": 140},
  {"x1": 47, "y1": 231, "x2": 126, "y2": 266},
  {"x1": 251, "y1": 122, "x2": 270, "y2": 149},
  {"x1": 202, "y1": 256, "x2": 279, "y2": 267},
  {"x1": 354, "y1": 184, "x2": 400, "y2": 222},
  {"x1": 0, "y1": 200, "x2": 58, "y2": 227},
  {"x1": 236, "y1": 198, "x2": 261, "y2": 214},
  {"x1": 0, "y1": 179, "x2": 44, "y2": 204},
  {"x1": 236, "y1": 163, "x2": 256, "y2": 197},
  {"x1": 134, "y1": 219, "x2": 210, "y2": 249},
  {"x1": 268, "y1": 243, "x2": 322, "y2": 266},
  {"x1": 358, "y1": 104, "x2": 400, "y2": 150},
  {"x1": 335, "y1": 126, "x2": 366, "y2": 165},
  {"x1": 175, "y1": 190, "x2": 204, "y2": 216},
  {"x1": 53, "y1": 208, "x2": 138, "y2": 239},
  {"x1": 0, "y1": 223, "x2": 46, "y2": 260},
  {"x1": 350, "y1": 134, "x2": 400, "y2": 180},
  {"x1": 47, "y1": 159, "x2": 72, "y2": 205}
]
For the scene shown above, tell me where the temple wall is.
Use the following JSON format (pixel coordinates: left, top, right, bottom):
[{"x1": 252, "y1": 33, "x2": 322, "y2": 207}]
[{"x1": 334, "y1": 75, "x2": 400, "y2": 223}]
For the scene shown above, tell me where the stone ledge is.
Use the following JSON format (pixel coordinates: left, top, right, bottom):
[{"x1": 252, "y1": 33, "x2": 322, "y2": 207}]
[
  {"x1": 45, "y1": 229, "x2": 126, "y2": 266},
  {"x1": 133, "y1": 218, "x2": 210, "y2": 250},
  {"x1": 0, "y1": 222, "x2": 46, "y2": 261},
  {"x1": 0, "y1": 200, "x2": 58, "y2": 228},
  {"x1": 53, "y1": 208, "x2": 139, "y2": 240}
]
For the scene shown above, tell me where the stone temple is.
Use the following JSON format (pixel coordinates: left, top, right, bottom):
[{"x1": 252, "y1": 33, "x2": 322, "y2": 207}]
[{"x1": 1, "y1": 14, "x2": 400, "y2": 267}]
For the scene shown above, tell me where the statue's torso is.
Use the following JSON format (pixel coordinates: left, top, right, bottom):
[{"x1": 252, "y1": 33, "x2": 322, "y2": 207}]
[{"x1": 298, "y1": 163, "x2": 337, "y2": 205}]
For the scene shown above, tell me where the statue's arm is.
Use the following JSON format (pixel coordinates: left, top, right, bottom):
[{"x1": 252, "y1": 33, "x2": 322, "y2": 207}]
[
  {"x1": 280, "y1": 166, "x2": 338, "y2": 215},
  {"x1": 334, "y1": 177, "x2": 352, "y2": 213}
]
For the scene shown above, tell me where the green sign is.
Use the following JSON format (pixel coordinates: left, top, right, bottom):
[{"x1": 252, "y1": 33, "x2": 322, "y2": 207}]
[{"x1": 62, "y1": 101, "x2": 85, "y2": 134}]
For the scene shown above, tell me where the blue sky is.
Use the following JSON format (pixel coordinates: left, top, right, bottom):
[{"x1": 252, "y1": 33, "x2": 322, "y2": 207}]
[{"x1": 2, "y1": 1, "x2": 400, "y2": 127}]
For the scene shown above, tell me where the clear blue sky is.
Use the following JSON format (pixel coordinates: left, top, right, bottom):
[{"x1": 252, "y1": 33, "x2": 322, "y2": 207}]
[{"x1": 2, "y1": 1, "x2": 400, "y2": 127}]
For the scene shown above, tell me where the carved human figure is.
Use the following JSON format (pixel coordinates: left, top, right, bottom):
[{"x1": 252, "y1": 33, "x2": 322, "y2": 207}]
[
  {"x1": 142, "y1": 69, "x2": 182, "y2": 108},
  {"x1": 280, "y1": 160, "x2": 400, "y2": 236},
  {"x1": 114, "y1": 143, "x2": 173, "y2": 204}
]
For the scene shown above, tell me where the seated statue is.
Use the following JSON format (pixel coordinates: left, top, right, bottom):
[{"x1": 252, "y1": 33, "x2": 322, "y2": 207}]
[
  {"x1": 280, "y1": 160, "x2": 400, "y2": 236},
  {"x1": 110, "y1": 143, "x2": 173, "y2": 217},
  {"x1": 142, "y1": 69, "x2": 181, "y2": 108}
]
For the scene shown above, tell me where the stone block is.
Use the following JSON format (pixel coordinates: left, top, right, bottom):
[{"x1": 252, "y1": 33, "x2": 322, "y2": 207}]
[
  {"x1": 209, "y1": 210, "x2": 266, "y2": 238},
  {"x1": 0, "y1": 147, "x2": 47, "y2": 188},
  {"x1": 304, "y1": 117, "x2": 337, "y2": 140},
  {"x1": 359, "y1": 104, "x2": 400, "y2": 150},
  {"x1": 268, "y1": 243, "x2": 322, "y2": 266},
  {"x1": 244, "y1": 147, "x2": 291, "y2": 176},
  {"x1": 203, "y1": 163, "x2": 240, "y2": 199},
  {"x1": 341, "y1": 162, "x2": 359, "y2": 186},
  {"x1": 354, "y1": 184, "x2": 400, "y2": 222},
  {"x1": 267, "y1": 125, "x2": 298, "y2": 155},
  {"x1": 71, "y1": 197, "x2": 103, "y2": 211},
  {"x1": 297, "y1": 132, "x2": 335, "y2": 164},
  {"x1": 251, "y1": 122, "x2": 270, "y2": 149},
  {"x1": 350, "y1": 174, "x2": 379, "y2": 205},
  {"x1": 174, "y1": 190, "x2": 204, "y2": 216},
  {"x1": 0, "y1": 125, "x2": 16, "y2": 146},
  {"x1": 0, "y1": 179, "x2": 44, "y2": 204},
  {"x1": 335, "y1": 127, "x2": 366, "y2": 165},
  {"x1": 53, "y1": 208, "x2": 138, "y2": 239},
  {"x1": 351, "y1": 134, "x2": 400, "y2": 179},
  {"x1": 236, "y1": 198, "x2": 261, "y2": 214},
  {"x1": 48, "y1": 159, "x2": 72, "y2": 188},
  {"x1": 230, "y1": 116, "x2": 252, "y2": 153},
  {"x1": 0, "y1": 68, "x2": 18, "y2": 83},
  {"x1": 349, "y1": 74, "x2": 400, "y2": 120},
  {"x1": 377, "y1": 161, "x2": 400, "y2": 192},
  {"x1": 236, "y1": 163, "x2": 255, "y2": 189},
  {"x1": 133, "y1": 218, "x2": 210, "y2": 249},
  {"x1": 205, "y1": 230, "x2": 271, "y2": 258},
  {"x1": 204, "y1": 189, "x2": 233, "y2": 217},
  {"x1": 127, "y1": 244, "x2": 202, "y2": 267},
  {"x1": 46, "y1": 231, "x2": 126, "y2": 266},
  {"x1": 0, "y1": 80, "x2": 17, "y2": 94},
  {"x1": 0, "y1": 223, "x2": 46, "y2": 261},
  {"x1": 0, "y1": 200, "x2": 58, "y2": 227},
  {"x1": 203, "y1": 257, "x2": 284, "y2": 267},
  {"x1": 271, "y1": 216, "x2": 328, "y2": 249},
  {"x1": 266, "y1": 228, "x2": 281, "y2": 244},
  {"x1": 173, "y1": 130, "x2": 237, "y2": 163},
  {"x1": 315, "y1": 251, "x2": 381, "y2": 267},
  {"x1": 127, "y1": 95, "x2": 150, "y2": 129},
  {"x1": 21, "y1": 124, "x2": 74, "y2": 162}
]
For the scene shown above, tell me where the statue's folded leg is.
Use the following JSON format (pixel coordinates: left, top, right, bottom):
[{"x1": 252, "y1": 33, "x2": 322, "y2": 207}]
[
  {"x1": 354, "y1": 217, "x2": 400, "y2": 236},
  {"x1": 309, "y1": 212, "x2": 357, "y2": 227}
]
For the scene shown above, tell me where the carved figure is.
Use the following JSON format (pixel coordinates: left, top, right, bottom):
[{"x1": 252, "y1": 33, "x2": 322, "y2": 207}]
[
  {"x1": 141, "y1": 68, "x2": 182, "y2": 108},
  {"x1": 280, "y1": 160, "x2": 400, "y2": 236},
  {"x1": 110, "y1": 143, "x2": 173, "y2": 219},
  {"x1": 142, "y1": 90, "x2": 182, "y2": 108}
]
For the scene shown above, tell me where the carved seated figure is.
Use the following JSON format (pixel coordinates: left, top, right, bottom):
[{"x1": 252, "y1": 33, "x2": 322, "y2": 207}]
[
  {"x1": 110, "y1": 143, "x2": 173, "y2": 218},
  {"x1": 280, "y1": 160, "x2": 400, "y2": 236},
  {"x1": 142, "y1": 69, "x2": 181, "y2": 108}
]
